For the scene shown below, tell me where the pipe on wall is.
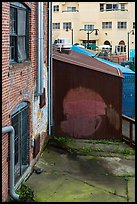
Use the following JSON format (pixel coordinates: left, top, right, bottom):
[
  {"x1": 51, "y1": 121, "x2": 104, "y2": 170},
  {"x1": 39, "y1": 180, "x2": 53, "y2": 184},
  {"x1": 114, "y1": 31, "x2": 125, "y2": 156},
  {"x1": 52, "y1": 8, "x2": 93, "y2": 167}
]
[
  {"x1": 47, "y1": 2, "x2": 53, "y2": 135},
  {"x1": 40, "y1": 2, "x2": 44, "y2": 94},
  {"x1": 2, "y1": 126, "x2": 20, "y2": 200},
  {"x1": 37, "y1": 2, "x2": 44, "y2": 96}
]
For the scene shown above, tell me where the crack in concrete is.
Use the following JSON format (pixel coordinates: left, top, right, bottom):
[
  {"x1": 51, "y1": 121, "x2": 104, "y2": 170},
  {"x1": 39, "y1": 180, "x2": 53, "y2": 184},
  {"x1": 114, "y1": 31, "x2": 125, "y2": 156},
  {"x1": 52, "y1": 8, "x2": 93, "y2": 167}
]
[{"x1": 62, "y1": 170, "x2": 127, "y2": 200}]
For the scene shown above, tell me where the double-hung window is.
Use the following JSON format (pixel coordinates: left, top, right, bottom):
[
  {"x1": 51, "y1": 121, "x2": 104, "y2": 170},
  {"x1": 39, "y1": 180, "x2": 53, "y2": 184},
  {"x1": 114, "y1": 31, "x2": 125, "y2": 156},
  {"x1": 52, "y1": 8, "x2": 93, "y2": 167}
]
[
  {"x1": 10, "y1": 2, "x2": 29, "y2": 63},
  {"x1": 84, "y1": 24, "x2": 94, "y2": 31},
  {"x1": 53, "y1": 5, "x2": 59, "y2": 12},
  {"x1": 63, "y1": 22, "x2": 72, "y2": 30},
  {"x1": 102, "y1": 22, "x2": 112, "y2": 29},
  {"x1": 67, "y1": 7, "x2": 77, "y2": 12},
  {"x1": 53, "y1": 23, "x2": 60, "y2": 30},
  {"x1": 117, "y1": 22, "x2": 127, "y2": 29}
]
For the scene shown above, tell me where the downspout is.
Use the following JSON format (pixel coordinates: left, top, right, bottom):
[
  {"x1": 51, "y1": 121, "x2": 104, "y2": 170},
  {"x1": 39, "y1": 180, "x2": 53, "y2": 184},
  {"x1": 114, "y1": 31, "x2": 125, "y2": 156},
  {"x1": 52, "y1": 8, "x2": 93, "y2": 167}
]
[
  {"x1": 37, "y1": 2, "x2": 43, "y2": 96},
  {"x1": 2, "y1": 126, "x2": 20, "y2": 200},
  {"x1": 48, "y1": 2, "x2": 53, "y2": 135},
  {"x1": 37, "y1": 2, "x2": 41, "y2": 95},
  {"x1": 40, "y1": 2, "x2": 44, "y2": 94}
]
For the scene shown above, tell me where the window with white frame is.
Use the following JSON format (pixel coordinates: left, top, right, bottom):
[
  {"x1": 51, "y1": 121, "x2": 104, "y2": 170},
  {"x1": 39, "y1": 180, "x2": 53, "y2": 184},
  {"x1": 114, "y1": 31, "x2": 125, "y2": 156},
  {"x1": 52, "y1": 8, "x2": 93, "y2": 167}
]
[
  {"x1": 100, "y1": 4, "x2": 104, "y2": 11},
  {"x1": 10, "y1": 2, "x2": 29, "y2": 63},
  {"x1": 106, "y1": 3, "x2": 118, "y2": 11},
  {"x1": 121, "y1": 3, "x2": 125, "y2": 11},
  {"x1": 53, "y1": 23, "x2": 60, "y2": 29},
  {"x1": 115, "y1": 40, "x2": 126, "y2": 54},
  {"x1": 67, "y1": 7, "x2": 76, "y2": 12},
  {"x1": 115, "y1": 45, "x2": 126, "y2": 53},
  {"x1": 84, "y1": 24, "x2": 94, "y2": 31},
  {"x1": 102, "y1": 22, "x2": 112, "y2": 29},
  {"x1": 117, "y1": 22, "x2": 127, "y2": 29},
  {"x1": 63, "y1": 22, "x2": 71, "y2": 30},
  {"x1": 53, "y1": 5, "x2": 59, "y2": 12}
]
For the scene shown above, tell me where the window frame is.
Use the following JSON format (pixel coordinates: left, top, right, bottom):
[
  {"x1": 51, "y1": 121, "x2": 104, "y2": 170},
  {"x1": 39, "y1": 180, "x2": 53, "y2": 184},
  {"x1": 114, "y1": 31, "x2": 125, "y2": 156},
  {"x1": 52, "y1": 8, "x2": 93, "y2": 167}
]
[
  {"x1": 53, "y1": 5, "x2": 59, "y2": 12},
  {"x1": 63, "y1": 22, "x2": 72, "y2": 30},
  {"x1": 100, "y1": 4, "x2": 104, "y2": 12},
  {"x1": 84, "y1": 24, "x2": 95, "y2": 31},
  {"x1": 121, "y1": 3, "x2": 125, "y2": 11},
  {"x1": 10, "y1": 2, "x2": 29, "y2": 64},
  {"x1": 133, "y1": 22, "x2": 135, "y2": 29},
  {"x1": 102, "y1": 22, "x2": 112, "y2": 29},
  {"x1": 53, "y1": 23, "x2": 60, "y2": 30},
  {"x1": 67, "y1": 6, "x2": 77, "y2": 12},
  {"x1": 117, "y1": 21, "x2": 127, "y2": 29},
  {"x1": 106, "y1": 3, "x2": 118, "y2": 11}
]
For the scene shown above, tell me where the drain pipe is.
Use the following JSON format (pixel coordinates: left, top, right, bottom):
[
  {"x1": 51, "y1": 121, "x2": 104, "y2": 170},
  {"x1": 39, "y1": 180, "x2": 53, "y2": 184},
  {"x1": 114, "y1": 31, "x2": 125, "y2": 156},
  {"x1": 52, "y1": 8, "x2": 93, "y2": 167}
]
[
  {"x1": 40, "y1": 2, "x2": 44, "y2": 94},
  {"x1": 37, "y1": 2, "x2": 44, "y2": 96},
  {"x1": 2, "y1": 126, "x2": 20, "y2": 200},
  {"x1": 37, "y1": 2, "x2": 41, "y2": 96},
  {"x1": 48, "y1": 2, "x2": 53, "y2": 135}
]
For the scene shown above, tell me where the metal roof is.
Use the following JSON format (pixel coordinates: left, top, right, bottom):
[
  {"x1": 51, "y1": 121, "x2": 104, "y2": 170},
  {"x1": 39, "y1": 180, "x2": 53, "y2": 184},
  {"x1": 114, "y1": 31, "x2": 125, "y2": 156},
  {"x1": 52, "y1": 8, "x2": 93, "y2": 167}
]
[
  {"x1": 53, "y1": 48, "x2": 123, "y2": 78},
  {"x1": 71, "y1": 45, "x2": 135, "y2": 74}
]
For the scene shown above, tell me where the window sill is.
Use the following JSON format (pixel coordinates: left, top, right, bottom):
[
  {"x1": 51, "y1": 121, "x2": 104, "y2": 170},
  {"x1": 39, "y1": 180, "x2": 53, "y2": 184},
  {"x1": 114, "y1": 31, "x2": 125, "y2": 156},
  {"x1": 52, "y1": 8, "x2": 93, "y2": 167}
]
[{"x1": 10, "y1": 60, "x2": 32, "y2": 68}]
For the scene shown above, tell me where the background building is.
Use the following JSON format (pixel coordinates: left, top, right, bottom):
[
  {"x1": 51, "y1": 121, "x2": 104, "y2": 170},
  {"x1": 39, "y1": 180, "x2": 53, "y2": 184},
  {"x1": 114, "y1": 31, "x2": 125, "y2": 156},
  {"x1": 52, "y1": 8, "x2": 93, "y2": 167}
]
[
  {"x1": 52, "y1": 2, "x2": 135, "y2": 60},
  {"x1": 2, "y1": 2, "x2": 48, "y2": 202}
]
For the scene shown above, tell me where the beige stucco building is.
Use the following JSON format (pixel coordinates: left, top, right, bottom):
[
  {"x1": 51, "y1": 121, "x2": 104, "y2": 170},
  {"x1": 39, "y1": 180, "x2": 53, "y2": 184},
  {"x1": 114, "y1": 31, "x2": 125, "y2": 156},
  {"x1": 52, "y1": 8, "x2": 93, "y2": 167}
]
[{"x1": 52, "y1": 2, "x2": 135, "y2": 59}]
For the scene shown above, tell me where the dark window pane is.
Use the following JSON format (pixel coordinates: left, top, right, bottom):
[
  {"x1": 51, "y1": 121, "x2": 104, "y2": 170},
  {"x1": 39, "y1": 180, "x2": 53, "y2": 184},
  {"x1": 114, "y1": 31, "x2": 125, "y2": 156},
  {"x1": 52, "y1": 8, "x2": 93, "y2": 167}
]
[
  {"x1": 10, "y1": 36, "x2": 16, "y2": 61},
  {"x1": 18, "y1": 36, "x2": 26, "y2": 62},
  {"x1": 18, "y1": 9, "x2": 26, "y2": 35},
  {"x1": 10, "y1": 7, "x2": 17, "y2": 34},
  {"x1": 106, "y1": 4, "x2": 112, "y2": 10}
]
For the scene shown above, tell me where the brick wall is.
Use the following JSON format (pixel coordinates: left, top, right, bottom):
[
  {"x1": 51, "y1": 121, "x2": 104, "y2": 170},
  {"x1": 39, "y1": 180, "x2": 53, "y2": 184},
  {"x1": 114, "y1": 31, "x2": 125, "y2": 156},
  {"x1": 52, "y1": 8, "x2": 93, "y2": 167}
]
[{"x1": 2, "y1": 2, "x2": 48, "y2": 201}]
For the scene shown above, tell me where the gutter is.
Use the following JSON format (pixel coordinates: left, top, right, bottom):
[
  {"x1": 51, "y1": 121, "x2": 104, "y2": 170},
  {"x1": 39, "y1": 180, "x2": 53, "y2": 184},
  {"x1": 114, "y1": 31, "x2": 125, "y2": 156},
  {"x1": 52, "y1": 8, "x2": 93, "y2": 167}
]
[{"x1": 2, "y1": 126, "x2": 20, "y2": 200}]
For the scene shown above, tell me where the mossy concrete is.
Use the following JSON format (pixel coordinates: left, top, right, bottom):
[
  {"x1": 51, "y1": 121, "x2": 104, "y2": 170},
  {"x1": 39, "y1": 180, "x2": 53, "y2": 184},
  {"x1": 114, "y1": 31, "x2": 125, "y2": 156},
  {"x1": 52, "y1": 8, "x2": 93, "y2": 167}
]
[{"x1": 25, "y1": 139, "x2": 135, "y2": 202}]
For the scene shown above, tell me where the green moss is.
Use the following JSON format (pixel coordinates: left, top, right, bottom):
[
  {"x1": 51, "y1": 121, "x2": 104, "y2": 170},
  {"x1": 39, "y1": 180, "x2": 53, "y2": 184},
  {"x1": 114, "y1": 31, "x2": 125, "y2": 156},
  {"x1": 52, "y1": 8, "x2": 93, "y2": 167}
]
[
  {"x1": 16, "y1": 184, "x2": 34, "y2": 201},
  {"x1": 54, "y1": 136, "x2": 73, "y2": 145}
]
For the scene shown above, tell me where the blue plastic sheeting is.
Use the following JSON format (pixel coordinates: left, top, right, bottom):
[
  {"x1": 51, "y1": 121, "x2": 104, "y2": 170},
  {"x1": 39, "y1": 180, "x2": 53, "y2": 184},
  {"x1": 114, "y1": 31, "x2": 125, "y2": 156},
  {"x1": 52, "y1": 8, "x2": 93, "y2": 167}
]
[
  {"x1": 96, "y1": 57, "x2": 134, "y2": 74},
  {"x1": 130, "y1": 49, "x2": 135, "y2": 61},
  {"x1": 72, "y1": 45, "x2": 135, "y2": 118},
  {"x1": 72, "y1": 45, "x2": 95, "y2": 57},
  {"x1": 122, "y1": 74, "x2": 135, "y2": 118},
  {"x1": 72, "y1": 45, "x2": 134, "y2": 74}
]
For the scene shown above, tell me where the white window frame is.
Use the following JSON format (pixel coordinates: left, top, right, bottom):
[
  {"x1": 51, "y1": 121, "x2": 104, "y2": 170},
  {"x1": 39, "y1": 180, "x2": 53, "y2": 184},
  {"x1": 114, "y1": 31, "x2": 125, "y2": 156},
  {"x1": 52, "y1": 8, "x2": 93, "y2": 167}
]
[
  {"x1": 63, "y1": 22, "x2": 72, "y2": 30},
  {"x1": 106, "y1": 4, "x2": 118, "y2": 11},
  {"x1": 102, "y1": 22, "x2": 112, "y2": 29},
  {"x1": 53, "y1": 23, "x2": 60, "y2": 29},
  {"x1": 84, "y1": 24, "x2": 94, "y2": 31},
  {"x1": 115, "y1": 45, "x2": 126, "y2": 54},
  {"x1": 117, "y1": 22, "x2": 127, "y2": 29},
  {"x1": 100, "y1": 3, "x2": 104, "y2": 12},
  {"x1": 53, "y1": 5, "x2": 59, "y2": 12},
  {"x1": 121, "y1": 3, "x2": 125, "y2": 11},
  {"x1": 67, "y1": 7, "x2": 76, "y2": 12}
]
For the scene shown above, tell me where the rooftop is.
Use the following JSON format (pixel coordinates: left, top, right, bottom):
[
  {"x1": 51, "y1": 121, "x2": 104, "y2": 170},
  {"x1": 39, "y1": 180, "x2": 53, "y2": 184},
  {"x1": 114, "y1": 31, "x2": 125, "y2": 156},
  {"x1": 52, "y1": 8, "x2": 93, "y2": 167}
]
[{"x1": 53, "y1": 48, "x2": 123, "y2": 78}]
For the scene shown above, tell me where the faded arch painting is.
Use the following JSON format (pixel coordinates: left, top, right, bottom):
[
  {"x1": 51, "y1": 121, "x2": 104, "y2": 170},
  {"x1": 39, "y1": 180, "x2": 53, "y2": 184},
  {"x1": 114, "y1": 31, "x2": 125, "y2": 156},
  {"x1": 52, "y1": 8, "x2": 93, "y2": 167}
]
[{"x1": 61, "y1": 87, "x2": 120, "y2": 138}]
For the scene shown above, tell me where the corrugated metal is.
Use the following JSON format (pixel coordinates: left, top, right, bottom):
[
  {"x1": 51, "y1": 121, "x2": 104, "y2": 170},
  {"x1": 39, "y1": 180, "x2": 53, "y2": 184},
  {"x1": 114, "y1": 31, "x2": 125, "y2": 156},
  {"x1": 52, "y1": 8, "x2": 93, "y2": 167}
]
[
  {"x1": 71, "y1": 46, "x2": 135, "y2": 118},
  {"x1": 53, "y1": 50, "x2": 122, "y2": 140},
  {"x1": 53, "y1": 49, "x2": 123, "y2": 78}
]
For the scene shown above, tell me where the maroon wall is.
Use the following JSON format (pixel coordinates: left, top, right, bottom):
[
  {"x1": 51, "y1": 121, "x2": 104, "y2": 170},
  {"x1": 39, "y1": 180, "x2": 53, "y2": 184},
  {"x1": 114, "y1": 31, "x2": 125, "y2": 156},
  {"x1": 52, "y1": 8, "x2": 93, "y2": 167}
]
[{"x1": 53, "y1": 59, "x2": 122, "y2": 140}]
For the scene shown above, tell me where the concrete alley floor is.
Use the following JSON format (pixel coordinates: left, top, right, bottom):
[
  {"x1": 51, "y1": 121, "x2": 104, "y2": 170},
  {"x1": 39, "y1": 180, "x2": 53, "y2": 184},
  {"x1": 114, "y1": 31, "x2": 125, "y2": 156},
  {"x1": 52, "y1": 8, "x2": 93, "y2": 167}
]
[{"x1": 25, "y1": 137, "x2": 135, "y2": 202}]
